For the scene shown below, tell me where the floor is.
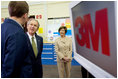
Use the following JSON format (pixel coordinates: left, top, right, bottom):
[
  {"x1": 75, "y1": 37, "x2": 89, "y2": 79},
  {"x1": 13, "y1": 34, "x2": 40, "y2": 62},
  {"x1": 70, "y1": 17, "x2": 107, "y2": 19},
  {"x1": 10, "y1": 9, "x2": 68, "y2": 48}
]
[{"x1": 43, "y1": 65, "x2": 82, "y2": 78}]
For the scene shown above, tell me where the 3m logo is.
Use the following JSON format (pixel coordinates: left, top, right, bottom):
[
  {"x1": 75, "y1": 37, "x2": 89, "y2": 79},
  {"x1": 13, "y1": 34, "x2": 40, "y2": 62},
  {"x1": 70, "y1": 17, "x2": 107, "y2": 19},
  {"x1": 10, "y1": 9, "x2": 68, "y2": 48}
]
[{"x1": 75, "y1": 8, "x2": 110, "y2": 56}]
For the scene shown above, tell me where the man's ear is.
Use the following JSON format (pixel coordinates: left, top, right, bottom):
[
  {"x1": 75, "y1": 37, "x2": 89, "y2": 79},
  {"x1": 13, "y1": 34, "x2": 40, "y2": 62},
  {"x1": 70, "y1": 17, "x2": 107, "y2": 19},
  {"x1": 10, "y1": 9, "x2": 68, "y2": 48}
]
[
  {"x1": 22, "y1": 13, "x2": 28, "y2": 20},
  {"x1": 36, "y1": 27, "x2": 39, "y2": 31},
  {"x1": 21, "y1": 13, "x2": 28, "y2": 26}
]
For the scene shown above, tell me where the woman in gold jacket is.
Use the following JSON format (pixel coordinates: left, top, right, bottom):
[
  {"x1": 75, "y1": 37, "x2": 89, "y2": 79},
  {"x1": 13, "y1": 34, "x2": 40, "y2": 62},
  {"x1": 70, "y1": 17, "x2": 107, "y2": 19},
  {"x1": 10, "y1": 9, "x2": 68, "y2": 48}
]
[{"x1": 54, "y1": 26, "x2": 72, "y2": 78}]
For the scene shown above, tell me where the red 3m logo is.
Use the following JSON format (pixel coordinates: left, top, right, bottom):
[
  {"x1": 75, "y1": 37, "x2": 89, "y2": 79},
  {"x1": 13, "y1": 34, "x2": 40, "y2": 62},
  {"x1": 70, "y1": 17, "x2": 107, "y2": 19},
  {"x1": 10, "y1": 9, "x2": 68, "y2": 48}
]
[{"x1": 75, "y1": 8, "x2": 110, "y2": 56}]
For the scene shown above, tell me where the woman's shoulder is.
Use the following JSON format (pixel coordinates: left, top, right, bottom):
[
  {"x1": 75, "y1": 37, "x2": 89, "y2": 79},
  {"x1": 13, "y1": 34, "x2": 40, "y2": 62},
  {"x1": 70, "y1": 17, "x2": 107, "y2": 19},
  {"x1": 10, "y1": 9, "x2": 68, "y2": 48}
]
[{"x1": 66, "y1": 37, "x2": 72, "y2": 40}]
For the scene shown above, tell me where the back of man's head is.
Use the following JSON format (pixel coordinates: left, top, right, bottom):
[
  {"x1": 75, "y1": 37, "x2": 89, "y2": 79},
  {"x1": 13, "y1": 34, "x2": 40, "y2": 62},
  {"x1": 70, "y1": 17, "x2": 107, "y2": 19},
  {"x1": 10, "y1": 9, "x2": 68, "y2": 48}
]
[{"x1": 8, "y1": 1, "x2": 29, "y2": 18}]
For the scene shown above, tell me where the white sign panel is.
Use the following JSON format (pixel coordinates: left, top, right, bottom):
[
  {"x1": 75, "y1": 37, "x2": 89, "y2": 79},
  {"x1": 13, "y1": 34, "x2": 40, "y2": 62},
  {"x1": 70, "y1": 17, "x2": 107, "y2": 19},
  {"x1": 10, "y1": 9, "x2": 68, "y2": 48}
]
[{"x1": 70, "y1": 1, "x2": 117, "y2": 77}]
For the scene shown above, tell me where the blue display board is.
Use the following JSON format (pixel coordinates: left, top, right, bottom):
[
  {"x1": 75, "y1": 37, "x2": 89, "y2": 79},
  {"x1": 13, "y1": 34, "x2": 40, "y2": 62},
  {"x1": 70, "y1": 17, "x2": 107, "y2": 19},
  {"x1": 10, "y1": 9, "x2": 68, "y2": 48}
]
[{"x1": 41, "y1": 43, "x2": 80, "y2": 65}]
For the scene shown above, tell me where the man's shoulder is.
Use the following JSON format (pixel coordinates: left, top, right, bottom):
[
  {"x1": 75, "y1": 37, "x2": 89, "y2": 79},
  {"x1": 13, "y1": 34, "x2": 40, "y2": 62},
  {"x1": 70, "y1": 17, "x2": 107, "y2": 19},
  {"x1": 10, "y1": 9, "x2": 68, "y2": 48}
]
[
  {"x1": 36, "y1": 34, "x2": 43, "y2": 40},
  {"x1": 2, "y1": 19, "x2": 16, "y2": 28},
  {"x1": 2, "y1": 19, "x2": 17, "y2": 25},
  {"x1": 2, "y1": 19, "x2": 23, "y2": 31}
]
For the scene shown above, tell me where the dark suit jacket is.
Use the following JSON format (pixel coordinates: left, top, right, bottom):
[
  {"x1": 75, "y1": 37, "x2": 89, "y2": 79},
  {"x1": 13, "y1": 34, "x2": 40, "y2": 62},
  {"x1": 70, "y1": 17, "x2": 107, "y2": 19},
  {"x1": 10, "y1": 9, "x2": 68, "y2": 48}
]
[
  {"x1": 26, "y1": 33, "x2": 43, "y2": 78},
  {"x1": 1, "y1": 19, "x2": 32, "y2": 78}
]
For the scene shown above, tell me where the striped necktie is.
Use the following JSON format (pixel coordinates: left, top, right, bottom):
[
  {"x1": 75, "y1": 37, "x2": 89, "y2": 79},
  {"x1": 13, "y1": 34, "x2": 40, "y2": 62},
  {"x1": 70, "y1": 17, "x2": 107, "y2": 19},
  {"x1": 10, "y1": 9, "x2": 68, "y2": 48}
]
[{"x1": 32, "y1": 37, "x2": 38, "y2": 57}]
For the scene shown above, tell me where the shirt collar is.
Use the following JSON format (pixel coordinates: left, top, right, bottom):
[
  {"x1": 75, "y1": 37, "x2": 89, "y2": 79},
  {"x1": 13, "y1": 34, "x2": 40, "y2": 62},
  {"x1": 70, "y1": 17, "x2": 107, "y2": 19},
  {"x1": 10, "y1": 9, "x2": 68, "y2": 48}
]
[{"x1": 27, "y1": 32, "x2": 36, "y2": 39}]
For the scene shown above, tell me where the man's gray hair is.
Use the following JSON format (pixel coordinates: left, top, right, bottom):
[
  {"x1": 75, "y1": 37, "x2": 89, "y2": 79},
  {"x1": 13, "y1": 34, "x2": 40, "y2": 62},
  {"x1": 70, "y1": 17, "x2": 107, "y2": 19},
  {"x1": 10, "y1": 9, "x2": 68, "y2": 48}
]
[{"x1": 27, "y1": 18, "x2": 40, "y2": 27}]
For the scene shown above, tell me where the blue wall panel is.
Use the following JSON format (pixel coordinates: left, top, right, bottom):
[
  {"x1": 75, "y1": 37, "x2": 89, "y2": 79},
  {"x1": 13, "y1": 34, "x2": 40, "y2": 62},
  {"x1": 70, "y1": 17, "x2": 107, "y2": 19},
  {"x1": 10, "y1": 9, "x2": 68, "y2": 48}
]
[{"x1": 41, "y1": 43, "x2": 80, "y2": 65}]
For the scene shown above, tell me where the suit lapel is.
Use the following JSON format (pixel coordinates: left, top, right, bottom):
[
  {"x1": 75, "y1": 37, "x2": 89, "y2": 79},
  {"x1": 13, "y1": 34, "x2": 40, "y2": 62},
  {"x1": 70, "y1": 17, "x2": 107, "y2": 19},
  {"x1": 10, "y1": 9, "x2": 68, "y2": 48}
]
[{"x1": 35, "y1": 34, "x2": 41, "y2": 58}]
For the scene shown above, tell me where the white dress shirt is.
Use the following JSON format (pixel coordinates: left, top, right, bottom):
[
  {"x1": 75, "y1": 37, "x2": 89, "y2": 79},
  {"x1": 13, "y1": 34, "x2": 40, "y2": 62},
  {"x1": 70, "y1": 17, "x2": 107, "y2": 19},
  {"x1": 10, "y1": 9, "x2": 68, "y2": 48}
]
[{"x1": 27, "y1": 32, "x2": 37, "y2": 48}]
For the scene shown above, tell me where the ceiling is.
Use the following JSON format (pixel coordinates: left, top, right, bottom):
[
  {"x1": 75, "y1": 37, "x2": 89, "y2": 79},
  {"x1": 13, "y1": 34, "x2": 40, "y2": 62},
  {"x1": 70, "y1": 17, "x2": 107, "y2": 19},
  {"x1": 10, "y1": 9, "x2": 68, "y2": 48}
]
[{"x1": 1, "y1": 1, "x2": 71, "y2": 8}]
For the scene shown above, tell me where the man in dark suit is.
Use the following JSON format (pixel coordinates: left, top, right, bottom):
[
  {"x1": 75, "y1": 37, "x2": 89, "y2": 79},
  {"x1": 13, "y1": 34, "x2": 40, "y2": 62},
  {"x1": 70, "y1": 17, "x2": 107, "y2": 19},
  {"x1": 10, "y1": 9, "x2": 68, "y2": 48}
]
[
  {"x1": 26, "y1": 18, "x2": 43, "y2": 78},
  {"x1": 1, "y1": 1, "x2": 32, "y2": 78}
]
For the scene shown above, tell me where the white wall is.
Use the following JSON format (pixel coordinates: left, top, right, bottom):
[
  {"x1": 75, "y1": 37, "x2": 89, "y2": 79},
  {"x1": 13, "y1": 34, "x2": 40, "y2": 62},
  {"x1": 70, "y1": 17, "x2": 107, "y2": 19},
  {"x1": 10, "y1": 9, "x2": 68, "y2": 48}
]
[{"x1": 47, "y1": 1, "x2": 70, "y2": 18}]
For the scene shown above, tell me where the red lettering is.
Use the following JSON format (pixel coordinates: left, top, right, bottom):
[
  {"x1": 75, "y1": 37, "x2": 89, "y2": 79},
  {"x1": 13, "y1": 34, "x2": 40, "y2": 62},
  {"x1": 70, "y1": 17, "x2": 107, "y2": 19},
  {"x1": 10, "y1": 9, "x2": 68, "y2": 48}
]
[
  {"x1": 75, "y1": 8, "x2": 110, "y2": 56},
  {"x1": 95, "y1": 8, "x2": 110, "y2": 56},
  {"x1": 75, "y1": 16, "x2": 85, "y2": 46}
]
